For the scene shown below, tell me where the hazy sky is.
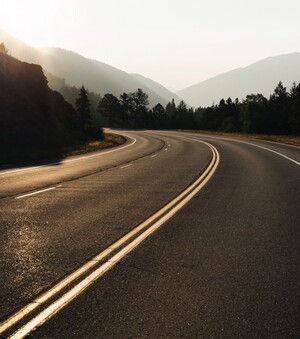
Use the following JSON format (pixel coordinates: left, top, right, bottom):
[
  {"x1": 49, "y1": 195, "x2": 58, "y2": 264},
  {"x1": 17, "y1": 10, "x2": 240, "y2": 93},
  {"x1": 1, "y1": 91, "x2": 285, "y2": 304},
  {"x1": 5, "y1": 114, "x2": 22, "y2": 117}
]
[{"x1": 1, "y1": 0, "x2": 300, "y2": 90}]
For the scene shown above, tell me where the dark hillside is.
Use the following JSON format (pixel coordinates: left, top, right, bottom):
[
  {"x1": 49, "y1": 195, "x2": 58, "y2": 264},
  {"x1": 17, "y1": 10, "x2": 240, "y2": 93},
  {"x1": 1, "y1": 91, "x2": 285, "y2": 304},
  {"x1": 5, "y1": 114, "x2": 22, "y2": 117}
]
[{"x1": 0, "y1": 52, "x2": 84, "y2": 163}]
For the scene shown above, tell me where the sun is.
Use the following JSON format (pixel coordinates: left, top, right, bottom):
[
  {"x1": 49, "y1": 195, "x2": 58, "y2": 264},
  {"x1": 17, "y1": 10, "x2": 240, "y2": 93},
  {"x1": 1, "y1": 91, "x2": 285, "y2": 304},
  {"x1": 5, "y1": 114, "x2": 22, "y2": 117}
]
[{"x1": 0, "y1": 0, "x2": 62, "y2": 48}]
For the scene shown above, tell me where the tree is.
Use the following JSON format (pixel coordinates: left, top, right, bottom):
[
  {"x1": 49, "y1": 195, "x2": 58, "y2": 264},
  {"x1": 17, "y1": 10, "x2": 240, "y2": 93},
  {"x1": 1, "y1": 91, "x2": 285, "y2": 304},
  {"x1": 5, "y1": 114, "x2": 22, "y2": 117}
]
[
  {"x1": 165, "y1": 99, "x2": 177, "y2": 128},
  {"x1": 120, "y1": 92, "x2": 134, "y2": 128},
  {"x1": 165, "y1": 99, "x2": 176, "y2": 117},
  {"x1": 289, "y1": 82, "x2": 300, "y2": 134},
  {"x1": 269, "y1": 81, "x2": 289, "y2": 134},
  {"x1": 176, "y1": 100, "x2": 188, "y2": 128},
  {"x1": 0, "y1": 42, "x2": 8, "y2": 54},
  {"x1": 59, "y1": 85, "x2": 102, "y2": 128},
  {"x1": 75, "y1": 86, "x2": 92, "y2": 131},
  {"x1": 241, "y1": 94, "x2": 268, "y2": 133},
  {"x1": 131, "y1": 88, "x2": 149, "y2": 128},
  {"x1": 272, "y1": 81, "x2": 288, "y2": 100},
  {"x1": 152, "y1": 103, "x2": 166, "y2": 128},
  {"x1": 97, "y1": 93, "x2": 122, "y2": 127}
]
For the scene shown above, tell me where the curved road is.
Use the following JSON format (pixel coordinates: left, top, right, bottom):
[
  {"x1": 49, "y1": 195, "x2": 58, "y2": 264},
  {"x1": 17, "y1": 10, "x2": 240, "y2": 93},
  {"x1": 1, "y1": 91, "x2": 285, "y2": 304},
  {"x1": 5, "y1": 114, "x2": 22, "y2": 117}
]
[{"x1": 0, "y1": 130, "x2": 299, "y2": 338}]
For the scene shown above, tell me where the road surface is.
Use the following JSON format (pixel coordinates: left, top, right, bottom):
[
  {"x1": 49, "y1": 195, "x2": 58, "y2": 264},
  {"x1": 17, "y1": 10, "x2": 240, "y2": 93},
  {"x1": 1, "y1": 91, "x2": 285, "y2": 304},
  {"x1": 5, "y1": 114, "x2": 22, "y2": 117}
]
[{"x1": 0, "y1": 130, "x2": 299, "y2": 338}]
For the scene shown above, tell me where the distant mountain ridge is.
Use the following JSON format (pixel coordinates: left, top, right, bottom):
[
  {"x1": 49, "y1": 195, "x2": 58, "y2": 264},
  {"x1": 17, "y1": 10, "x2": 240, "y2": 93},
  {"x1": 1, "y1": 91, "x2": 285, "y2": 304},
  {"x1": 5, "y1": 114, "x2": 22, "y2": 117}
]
[
  {"x1": 130, "y1": 73, "x2": 182, "y2": 105},
  {"x1": 177, "y1": 53, "x2": 300, "y2": 107},
  {"x1": 0, "y1": 29, "x2": 179, "y2": 107},
  {"x1": 2, "y1": 29, "x2": 300, "y2": 110}
]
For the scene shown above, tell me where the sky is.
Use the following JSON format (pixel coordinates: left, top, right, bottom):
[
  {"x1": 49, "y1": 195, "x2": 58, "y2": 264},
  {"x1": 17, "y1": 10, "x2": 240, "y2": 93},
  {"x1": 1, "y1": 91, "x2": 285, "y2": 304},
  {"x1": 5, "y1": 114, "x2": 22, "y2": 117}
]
[{"x1": 1, "y1": 0, "x2": 300, "y2": 90}]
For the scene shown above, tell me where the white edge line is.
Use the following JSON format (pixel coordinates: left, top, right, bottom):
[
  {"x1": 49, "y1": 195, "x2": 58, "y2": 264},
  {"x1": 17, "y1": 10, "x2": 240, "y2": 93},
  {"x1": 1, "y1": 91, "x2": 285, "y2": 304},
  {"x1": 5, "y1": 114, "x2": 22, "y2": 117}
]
[
  {"x1": 120, "y1": 164, "x2": 132, "y2": 169},
  {"x1": 151, "y1": 154, "x2": 157, "y2": 158},
  {"x1": 0, "y1": 135, "x2": 136, "y2": 176},
  {"x1": 228, "y1": 139, "x2": 300, "y2": 166},
  {"x1": 9, "y1": 141, "x2": 219, "y2": 338},
  {"x1": 15, "y1": 186, "x2": 58, "y2": 199},
  {"x1": 162, "y1": 132, "x2": 300, "y2": 167}
]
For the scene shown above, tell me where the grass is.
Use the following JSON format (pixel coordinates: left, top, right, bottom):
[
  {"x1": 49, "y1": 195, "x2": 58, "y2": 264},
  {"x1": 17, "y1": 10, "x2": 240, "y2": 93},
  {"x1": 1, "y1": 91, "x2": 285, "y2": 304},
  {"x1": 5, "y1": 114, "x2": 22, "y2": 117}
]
[
  {"x1": 62, "y1": 133, "x2": 126, "y2": 157},
  {"x1": 179, "y1": 130, "x2": 300, "y2": 147}
]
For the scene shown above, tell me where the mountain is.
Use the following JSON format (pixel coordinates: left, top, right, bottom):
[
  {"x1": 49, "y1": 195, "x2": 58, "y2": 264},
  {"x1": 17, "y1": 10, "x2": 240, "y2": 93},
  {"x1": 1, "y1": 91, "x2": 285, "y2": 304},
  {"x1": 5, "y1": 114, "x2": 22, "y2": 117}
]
[
  {"x1": 130, "y1": 73, "x2": 182, "y2": 105},
  {"x1": 0, "y1": 29, "x2": 172, "y2": 108},
  {"x1": 177, "y1": 53, "x2": 300, "y2": 107},
  {"x1": 0, "y1": 50, "x2": 84, "y2": 163},
  {"x1": 43, "y1": 69, "x2": 66, "y2": 91}
]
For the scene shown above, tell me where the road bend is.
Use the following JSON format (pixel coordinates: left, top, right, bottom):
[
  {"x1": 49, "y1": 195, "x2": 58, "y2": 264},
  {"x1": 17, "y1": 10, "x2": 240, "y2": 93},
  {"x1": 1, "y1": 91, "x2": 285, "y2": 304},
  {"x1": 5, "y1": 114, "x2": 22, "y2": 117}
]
[
  {"x1": 0, "y1": 130, "x2": 299, "y2": 338},
  {"x1": 0, "y1": 130, "x2": 212, "y2": 336}
]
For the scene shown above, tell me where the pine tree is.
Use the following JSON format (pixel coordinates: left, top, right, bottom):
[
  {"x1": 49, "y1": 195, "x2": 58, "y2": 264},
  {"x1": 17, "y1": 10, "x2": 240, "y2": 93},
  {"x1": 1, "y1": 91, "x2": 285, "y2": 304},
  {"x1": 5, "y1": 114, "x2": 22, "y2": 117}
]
[
  {"x1": 289, "y1": 82, "x2": 300, "y2": 134},
  {"x1": 97, "y1": 93, "x2": 122, "y2": 127},
  {"x1": 131, "y1": 88, "x2": 149, "y2": 128},
  {"x1": 0, "y1": 42, "x2": 8, "y2": 54},
  {"x1": 269, "y1": 81, "x2": 289, "y2": 134},
  {"x1": 120, "y1": 92, "x2": 134, "y2": 128},
  {"x1": 75, "y1": 86, "x2": 92, "y2": 131}
]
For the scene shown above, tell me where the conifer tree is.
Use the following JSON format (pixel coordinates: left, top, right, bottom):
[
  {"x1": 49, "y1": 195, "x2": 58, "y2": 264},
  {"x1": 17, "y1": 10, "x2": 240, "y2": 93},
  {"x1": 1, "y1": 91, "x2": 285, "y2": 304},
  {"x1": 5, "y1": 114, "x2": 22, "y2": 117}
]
[
  {"x1": 97, "y1": 93, "x2": 122, "y2": 127},
  {"x1": 0, "y1": 42, "x2": 8, "y2": 54},
  {"x1": 75, "y1": 86, "x2": 92, "y2": 131}
]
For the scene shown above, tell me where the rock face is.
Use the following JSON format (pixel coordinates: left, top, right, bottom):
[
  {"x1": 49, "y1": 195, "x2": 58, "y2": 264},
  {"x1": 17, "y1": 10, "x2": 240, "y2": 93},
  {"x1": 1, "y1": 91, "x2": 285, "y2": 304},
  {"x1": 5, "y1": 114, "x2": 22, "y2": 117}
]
[{"x1": 0, "y1": 52, "x2": 81, "y2": 163}]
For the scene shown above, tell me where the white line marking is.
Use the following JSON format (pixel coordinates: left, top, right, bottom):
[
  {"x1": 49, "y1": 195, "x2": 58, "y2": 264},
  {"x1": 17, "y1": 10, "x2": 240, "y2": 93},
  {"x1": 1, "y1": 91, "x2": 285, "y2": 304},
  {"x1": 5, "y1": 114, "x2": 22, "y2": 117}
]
[
  {"x1": 3, "y1": 138, "x2": 219, "y2": 338},
  {"x1": 151, "y1": 154, "x2": 157, "y2": 158},
  {"x1": 227, "y1": 139, "x2": 300, "y2": 166},
  {"x1": 158, "y1": 132, "x2": 300, "y2": 167},
  {"x1": 0, "y1": 136, "x2": 137, "y2": 176},
  {"x1": 15, "y1": 186, "x2": 59, "y2": 199},
  {"x1": 120, "y1": 164, "x2": 132, "y2": 168},
  {"x1": 120, "y1": 164, "x2": 132, "y2": 169}
]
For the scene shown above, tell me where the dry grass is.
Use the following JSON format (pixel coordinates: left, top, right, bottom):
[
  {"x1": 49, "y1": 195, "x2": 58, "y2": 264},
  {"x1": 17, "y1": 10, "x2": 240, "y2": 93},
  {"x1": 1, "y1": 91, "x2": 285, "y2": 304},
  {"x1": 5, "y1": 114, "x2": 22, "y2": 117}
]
[
  {"x1": 179, "y1": 130, "x2": 300, "y2": 147},
  {"x1": 63, "y1": 133, "x2": 126, "y2": 157}
]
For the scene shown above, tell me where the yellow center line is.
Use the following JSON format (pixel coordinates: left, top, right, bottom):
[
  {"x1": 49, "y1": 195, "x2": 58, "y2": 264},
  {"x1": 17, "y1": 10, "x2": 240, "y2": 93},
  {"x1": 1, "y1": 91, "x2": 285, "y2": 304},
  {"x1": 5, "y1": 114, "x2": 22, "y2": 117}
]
[{"x1": 1, "y1": 138, "x2": 219, "y2": 338}]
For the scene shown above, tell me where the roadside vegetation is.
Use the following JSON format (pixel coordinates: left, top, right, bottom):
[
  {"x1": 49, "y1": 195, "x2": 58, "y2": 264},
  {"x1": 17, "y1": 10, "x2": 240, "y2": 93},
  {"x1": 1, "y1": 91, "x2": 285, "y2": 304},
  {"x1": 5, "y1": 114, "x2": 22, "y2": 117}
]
[
  {"x1": 1, "y1": 41, "x2": 299, "y2": 165},
  {"x1": 61, "y1": 133, "x2": 126, "y2": 157},
  {"x1": 94, "y1": 82, "x2": 300, "y2": 138}
]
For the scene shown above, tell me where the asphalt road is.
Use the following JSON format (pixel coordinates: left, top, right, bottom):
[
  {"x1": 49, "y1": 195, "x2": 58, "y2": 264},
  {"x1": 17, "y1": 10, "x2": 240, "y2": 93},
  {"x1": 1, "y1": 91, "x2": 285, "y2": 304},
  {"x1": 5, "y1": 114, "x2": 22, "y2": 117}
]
[{"x1": 0, "y1": 130, "x2": 299, "y2": 338}]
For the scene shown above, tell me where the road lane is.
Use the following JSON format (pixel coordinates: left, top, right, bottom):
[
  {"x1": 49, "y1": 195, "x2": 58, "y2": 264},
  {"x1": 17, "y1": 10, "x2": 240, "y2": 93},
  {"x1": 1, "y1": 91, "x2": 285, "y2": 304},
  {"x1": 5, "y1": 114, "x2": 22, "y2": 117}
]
[
  {"x1": 24, "y1": 131, "x2": 299, "y2": 338},
  {"x1": 0, "y1": 132, "x2": 163, "y2": 198},
  {"x1": 5, "y1": 142, "x2": 219, "y2": 338},
  {"x1": 0, "y1": 132, "x2": 212, "y2": 332}
]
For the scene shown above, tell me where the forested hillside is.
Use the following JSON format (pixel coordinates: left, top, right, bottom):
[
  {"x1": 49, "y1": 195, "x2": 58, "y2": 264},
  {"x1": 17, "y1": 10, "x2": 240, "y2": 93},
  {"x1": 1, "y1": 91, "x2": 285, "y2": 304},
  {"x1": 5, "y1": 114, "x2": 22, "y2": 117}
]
[{"x1": 0, "y1": 50, "x2": 97, "y2": 163}]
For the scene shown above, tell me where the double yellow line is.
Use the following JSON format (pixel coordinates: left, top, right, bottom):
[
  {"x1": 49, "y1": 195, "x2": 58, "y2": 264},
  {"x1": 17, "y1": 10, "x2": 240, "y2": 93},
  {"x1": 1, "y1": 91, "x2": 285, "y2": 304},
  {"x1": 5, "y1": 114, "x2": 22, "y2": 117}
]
[{"x1": 1, "y1": 138, "x2": 219, "y2": 338}]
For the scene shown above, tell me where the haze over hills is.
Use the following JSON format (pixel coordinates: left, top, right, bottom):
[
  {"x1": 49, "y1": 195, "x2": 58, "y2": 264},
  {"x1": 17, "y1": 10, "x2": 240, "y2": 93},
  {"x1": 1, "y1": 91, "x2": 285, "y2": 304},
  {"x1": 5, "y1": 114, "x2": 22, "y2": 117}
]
[
  {"x1": 0, "y1": 29, "x2": 178, "y2": 108},
  {"x1": 1, "y1": 28, "x2": 300, "y2": 110},
  {"x1": 177, "y1": 53, "x2": 300, "y2": 107},
  {"x1": 130, "y1": 73, "x2": 182, "y2": 105}
]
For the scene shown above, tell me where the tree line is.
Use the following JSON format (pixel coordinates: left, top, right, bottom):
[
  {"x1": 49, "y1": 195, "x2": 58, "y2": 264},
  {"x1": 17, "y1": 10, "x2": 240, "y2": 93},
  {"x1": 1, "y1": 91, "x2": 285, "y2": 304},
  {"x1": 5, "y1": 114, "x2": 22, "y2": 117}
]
[
  {"x1": 196, "y1": 81, "x2": 300, "y2": 135},
  {"x1": 2, "y1": 41, "x2": 299, "y2": 136},
  {"x1": 76, "y1": 87, "x2": 197, "y2": 130},
  {"x1": 76, "y1": 81, "x2": 299, "y2": 135}
]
